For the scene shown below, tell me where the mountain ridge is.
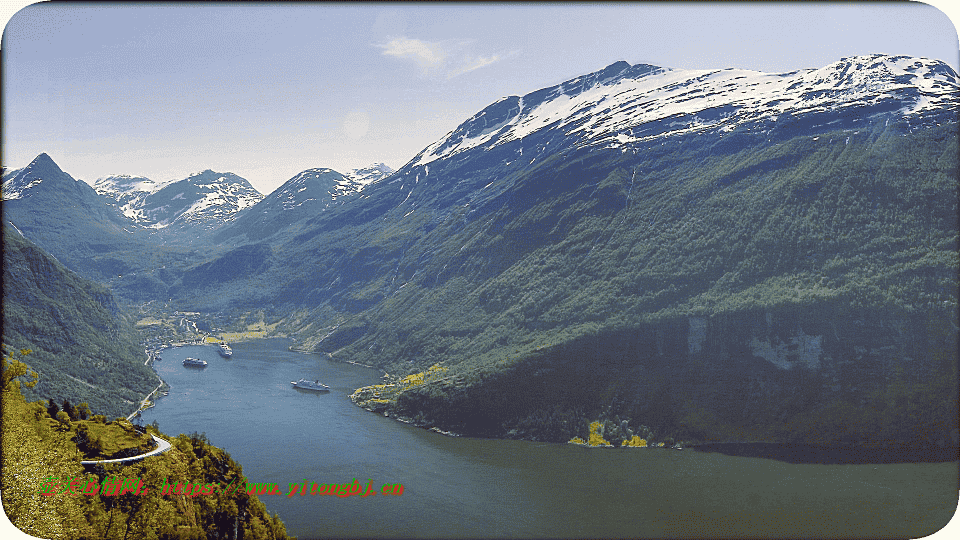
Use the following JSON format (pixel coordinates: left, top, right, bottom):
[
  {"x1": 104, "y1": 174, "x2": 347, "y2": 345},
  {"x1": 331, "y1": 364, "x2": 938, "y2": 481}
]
[
  {"x1": 406, "y1": 54, "x2": 958, "y2": 170},
  {"x1": 211, "y1": 163, "x2": 394, "y2": 244},
  {"x1": 117, "y1": 169, "x2": 263, "y2": 231},
  {"x1": 4, "y1": 54, "x2": 957, "y2": 449},
  {"x1": 249, "y1": 53, "x2": 957, "y2": 447}
]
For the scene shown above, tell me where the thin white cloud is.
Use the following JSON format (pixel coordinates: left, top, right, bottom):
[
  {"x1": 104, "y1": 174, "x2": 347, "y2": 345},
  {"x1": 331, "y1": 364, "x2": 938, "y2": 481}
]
[
  {"x1": 447, "y1": 54, "x2": 502, "y2": 79},
  {"x1": 379, "y1": 36, "x2": 514, "y2": 78},
  {"x1": 380, "y1": 37, "x2": 447, "y2": 73}
]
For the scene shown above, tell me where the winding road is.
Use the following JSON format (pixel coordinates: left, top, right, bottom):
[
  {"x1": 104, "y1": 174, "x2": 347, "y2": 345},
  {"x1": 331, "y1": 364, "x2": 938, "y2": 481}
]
[{"x1": 80, "y1": 434, "x2": 172, "y2": 466}]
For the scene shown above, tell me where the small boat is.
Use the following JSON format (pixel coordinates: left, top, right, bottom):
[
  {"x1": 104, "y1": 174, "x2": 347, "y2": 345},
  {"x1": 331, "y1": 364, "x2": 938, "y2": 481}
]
[
  {"x1": 218, "y1": 343, "x2": 233, "y2": 358},
  {"x1": 183, "y1": 357, "x2": 208, "y2": 368},
  {"x1": 291, "y1": 379, "x2": 330, "y2": 392}
]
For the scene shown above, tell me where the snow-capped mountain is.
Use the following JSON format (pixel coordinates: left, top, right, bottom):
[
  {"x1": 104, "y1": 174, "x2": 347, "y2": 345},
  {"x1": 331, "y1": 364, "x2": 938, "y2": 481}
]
[
  {"x1": 408, "y1": 54, "x2": 958, "y2": 168},
  {"x1": 2, "y1": 153, "x2": 90, "y2": 202},
  {"x1": 93, "y1": 174, "x2": 172, "y2": 222},
  {"x1": 344, "y1": 163, "x2": 395, "y2": 186},
  {"x1": 1, "y1": 153, "x2": 146, "y2": 277},
  {"x1": 274, "y1": 168, "x2": 364, "y2": 211},
  {"x1": 125, "y1": 170, "x2": 263, "y2": 231},
  {"x1": 251, "y1": 52, "x2": 958, "y2": 335},
  {"x1": 212, "y1": 164, "x2": 393, "y2": 243},
  {"x1": 245, "y1": 54, "x2": 957, "y2": 447}
]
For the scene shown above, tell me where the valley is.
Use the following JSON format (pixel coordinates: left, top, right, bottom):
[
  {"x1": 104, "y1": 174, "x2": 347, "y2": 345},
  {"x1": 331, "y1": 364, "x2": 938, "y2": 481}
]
[{"x1": 3, "y1": 54, "x2": 958, "y2": 454}]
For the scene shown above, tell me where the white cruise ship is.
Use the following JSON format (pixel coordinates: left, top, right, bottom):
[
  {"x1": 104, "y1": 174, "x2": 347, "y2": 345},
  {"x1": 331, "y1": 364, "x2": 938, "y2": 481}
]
[{"x1": 291, "y1": 379, "x2": 330, "y2": 392}]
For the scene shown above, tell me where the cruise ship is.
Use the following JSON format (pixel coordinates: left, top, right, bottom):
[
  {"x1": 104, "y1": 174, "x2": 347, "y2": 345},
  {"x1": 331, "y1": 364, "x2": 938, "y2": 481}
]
[
  {"x1": 218, "y1": 343, "x2": 233, "y2": 358},
  {"x1": 291, "y1": 379, "x2": 330, "y2": 392},
  {"x1": 182, "y1": 357, "x2": 208, "y2": 368}
]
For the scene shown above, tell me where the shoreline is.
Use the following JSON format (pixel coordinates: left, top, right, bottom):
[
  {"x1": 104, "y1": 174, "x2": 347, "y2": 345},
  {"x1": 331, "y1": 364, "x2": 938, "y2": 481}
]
[{"x1": 134, "y1": 338, "x2": 957, "y2": 466}]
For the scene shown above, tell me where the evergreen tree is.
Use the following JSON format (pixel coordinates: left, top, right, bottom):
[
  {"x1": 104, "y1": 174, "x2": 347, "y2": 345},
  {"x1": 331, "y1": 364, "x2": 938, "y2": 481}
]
[
  {"x1": 61, "y1": 398, "x2": 78, "y2": 421},
  {"x1": 46, "y1": 398, "x2": 60, "y2": 418}
]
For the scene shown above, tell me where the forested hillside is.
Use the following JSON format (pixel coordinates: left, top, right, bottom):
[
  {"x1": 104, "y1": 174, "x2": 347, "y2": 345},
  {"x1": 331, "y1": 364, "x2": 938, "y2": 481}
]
[
  {"x1": 339, "y1": 119, "x2": 958, "y2": 447},
  {"x1": 1, "y1": 352, "x2": 289, "y2": 540},
  {"x1": 2, "y1": 224, "x2": 157, "y2": 418}
]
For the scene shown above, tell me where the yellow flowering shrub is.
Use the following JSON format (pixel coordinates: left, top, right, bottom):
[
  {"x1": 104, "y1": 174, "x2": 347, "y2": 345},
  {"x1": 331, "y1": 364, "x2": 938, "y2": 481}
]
[
  {"x1": 568, "y1": 436, "x2": 587, "y2": 445},
  {"x1": 353, "y1": 363, "x2": 449, "y2": 406},
  {"x1": 400, "y1": 372, "x2": 425, "y2": 389},
  {"x1": 621, "y1": 436, "x2": 648, "y2": 447},
  {"x1": 586, "y1": 421, "x2": 612, "y2": 447},
  {"x1": 399, "y1": 363, "x2": 447, "y2": 390}
]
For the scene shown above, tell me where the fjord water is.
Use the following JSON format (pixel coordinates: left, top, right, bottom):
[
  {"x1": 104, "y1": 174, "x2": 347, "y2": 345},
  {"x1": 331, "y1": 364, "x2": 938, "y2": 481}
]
[{"x1": 140, "y1": 340, "x2": 956, "y2": 539}]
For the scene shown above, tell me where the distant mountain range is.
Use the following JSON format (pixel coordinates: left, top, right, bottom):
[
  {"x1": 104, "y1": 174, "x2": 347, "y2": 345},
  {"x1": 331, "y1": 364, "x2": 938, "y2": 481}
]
[
  {"x1": 2, "y1": 154, "x2": 394, "y2": 271},
  {"x1": 3, "y1": 54, "x2": 957, "y2": 448},
  {"x1": 212, "y1": 163, "x2": 394, "y2": 243},
  {"x1": 89, "y1": 164, "x2": 393, "y2": 235}
]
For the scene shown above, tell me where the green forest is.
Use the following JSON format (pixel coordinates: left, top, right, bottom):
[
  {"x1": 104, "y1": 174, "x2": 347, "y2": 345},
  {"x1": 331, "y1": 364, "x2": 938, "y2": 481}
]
[
  {"x1": 2, "y1": 349, "x2": 290, "y2": 540},
  {"x1": 2, "y1": 225, "x2": 159, "y2": 418},
  {"x1": 339, "y1": 120, "x2": 957, "y2": 446}
]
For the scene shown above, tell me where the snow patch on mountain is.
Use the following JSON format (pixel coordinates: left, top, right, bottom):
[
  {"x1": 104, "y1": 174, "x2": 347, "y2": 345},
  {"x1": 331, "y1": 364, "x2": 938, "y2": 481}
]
[
  {"x1": 2, "y1": 154, "x2": 80, "y2": 200},
  {"x1": 2, "y1": 177, "x2": 43, "y2": 200},
  {"x1": 94, "y1": 169, "x2": 263, "y2": 230},
  {"x1": 410, "y1": 54, "x2": 958, "y2": 167},
  {"x1": 93, "y1": 174, "x2": 174, "y2": 221},
  {"x1": 345, "y1": 163, "x2": 396, "y2": 186},
  {"x1": 94, "y1": 174, "x2": 171, "y2": 195}
]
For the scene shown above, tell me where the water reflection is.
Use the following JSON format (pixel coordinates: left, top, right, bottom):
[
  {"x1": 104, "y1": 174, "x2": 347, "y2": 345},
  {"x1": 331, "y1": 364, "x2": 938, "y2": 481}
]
[{"x1": 140, "y1": 339, "x2": 957, "y2": 539}]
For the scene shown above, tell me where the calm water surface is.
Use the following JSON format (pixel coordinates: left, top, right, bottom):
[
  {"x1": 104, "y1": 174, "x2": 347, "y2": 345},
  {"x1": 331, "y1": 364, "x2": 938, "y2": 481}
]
[{"x1": 140, "y1": 339, "x2": 957, "y2": 539}]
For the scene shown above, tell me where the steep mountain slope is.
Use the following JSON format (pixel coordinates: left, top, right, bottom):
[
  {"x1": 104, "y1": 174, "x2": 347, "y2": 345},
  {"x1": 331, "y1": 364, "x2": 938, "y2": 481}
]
[
  {"x1": 131, "y1": 170, "x2": 263, "y2": 233},
  {"x1": 0, "y1": 153, "x2": 156, "y2": 280},
  {"x1": 93, "y1": 174, "x2": 171, "y2": 223},
  {"x1": 2, "y1": 223, "x2": 157, "y2": 418},
  {"x1": 239, "y1": 54, "x2": 954, "y2": 448},
  {"x1": 211, "y1": 164, "x2": 393, "y2": 244}
]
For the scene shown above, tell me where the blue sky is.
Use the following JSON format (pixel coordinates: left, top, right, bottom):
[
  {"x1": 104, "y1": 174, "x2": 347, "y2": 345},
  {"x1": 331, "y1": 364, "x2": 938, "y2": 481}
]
[{"x1": 2, "y1": 2, "x2": 958, "y2": 195}]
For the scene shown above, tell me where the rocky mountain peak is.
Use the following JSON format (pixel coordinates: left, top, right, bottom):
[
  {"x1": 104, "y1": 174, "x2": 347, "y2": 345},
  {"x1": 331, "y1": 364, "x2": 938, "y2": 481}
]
[{"x1": 2, "y1": 153, "x2": 77, "y2": 200}]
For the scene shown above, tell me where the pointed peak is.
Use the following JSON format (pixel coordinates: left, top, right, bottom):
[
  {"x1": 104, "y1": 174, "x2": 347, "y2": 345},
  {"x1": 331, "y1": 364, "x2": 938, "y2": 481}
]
[
  {"x1": 29, "y1": 152, "x2": 60, "y2": 168},
  {"x1": 354, "y1": 163, "x2": 395, "y2": 174},
  {"x1": 22, "y1": 152, "x2": 71, "y2": 180},
  {"x1": 604, "y1": 60, "x2": 631, "y2": 73}
]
